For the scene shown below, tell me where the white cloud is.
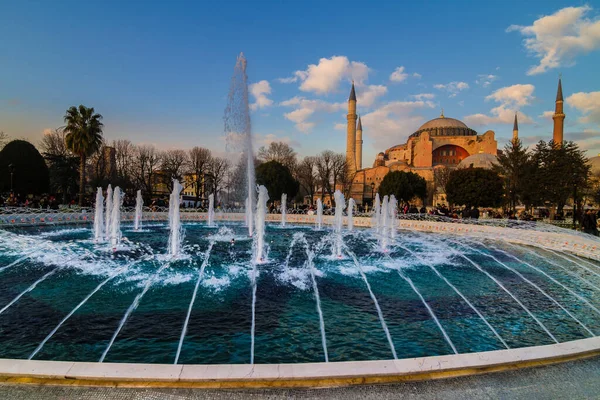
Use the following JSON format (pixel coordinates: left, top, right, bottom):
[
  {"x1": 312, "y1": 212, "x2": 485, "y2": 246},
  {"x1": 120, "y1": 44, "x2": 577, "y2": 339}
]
[
  {"x1": 434, "y1": 81, "x2": 469, "y2": 97},
  {"x1": 362, "y1": 100, "x2": 435, "y2": 149},
  {"x1": 249, "y1": 80, "x2": 273, "y2": 111},
  {"x1": 255, "y1": 133, "x2": 301, "y2": 149},
  {"x1": 390, "y1": 66, "x2": 408, "y2": 82},
  {"x1": 277, "y1": 76, "x2": 298, "y2": 84},
  {"x1": 539, "y1": 110, "x2": 554, "y2": 120},
  {"x1": 464, "y1": 84, "x2": 535, "y2": 126},
  {"x1": 280, "y1": 96, "x2": 345, "y2": 133},
  {"x1": 390, "y1": 67, "x2": 421, "y2": 83},
  {"x1": 566, "y1": 91, "x2": 600, "y2": 124},
  {"x1": 356, "y1": 84, "x2": 388, "y2": 107},
  {"x1": 292, "y1": 56, "x2": 370, "y2": 94},
  {"x1": 475, "y1": 74, "x2": 499, "y2": 87},
  {"x1": 507, "y1": 6, "x2": 600, "y2": 75},
  {"x1": 334, "y1": 123, "x2": 346, "y2": 130},
  {"x1": 411, "y1": 93, "x2": 435, "y2": 101}
]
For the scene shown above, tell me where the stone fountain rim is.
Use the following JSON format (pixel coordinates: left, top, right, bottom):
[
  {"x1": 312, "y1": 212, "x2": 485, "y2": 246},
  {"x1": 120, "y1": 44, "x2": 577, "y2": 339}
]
[{"x1": 0, "y1": 337, "x2": 598, "y2": 388}]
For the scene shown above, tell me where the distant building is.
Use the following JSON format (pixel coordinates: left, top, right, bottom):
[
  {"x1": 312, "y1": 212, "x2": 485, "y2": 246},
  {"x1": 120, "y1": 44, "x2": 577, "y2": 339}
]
[{"x1": 345, "y1": 77, "x2": 567, "y2": 207}]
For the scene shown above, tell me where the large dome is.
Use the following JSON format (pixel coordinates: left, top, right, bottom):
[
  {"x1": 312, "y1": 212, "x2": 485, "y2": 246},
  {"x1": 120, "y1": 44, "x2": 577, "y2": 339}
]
[
  {"x1": 410, "y1": 114, "x2": 477, "y2": 139},
  {"x1": 418, "y1": 117, "x2": 468, "y2": 131}
]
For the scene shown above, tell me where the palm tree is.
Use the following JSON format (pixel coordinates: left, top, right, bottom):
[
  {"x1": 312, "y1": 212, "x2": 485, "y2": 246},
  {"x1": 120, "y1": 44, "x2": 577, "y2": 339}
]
[{"x1": 64, "y1": 105, "x2": 104, "y2": 206}]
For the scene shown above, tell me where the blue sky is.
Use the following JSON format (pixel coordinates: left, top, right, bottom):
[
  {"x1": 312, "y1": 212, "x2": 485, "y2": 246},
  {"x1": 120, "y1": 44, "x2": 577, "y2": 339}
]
[{"x1": 1, "y1": 0, "x2": 599, "y2": 163}]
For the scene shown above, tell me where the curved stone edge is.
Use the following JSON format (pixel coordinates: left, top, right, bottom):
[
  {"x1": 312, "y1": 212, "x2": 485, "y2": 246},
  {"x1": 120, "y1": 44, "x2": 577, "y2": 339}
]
[{"x1": 0, "y1": 337, "x2": 598, "y2": 388}]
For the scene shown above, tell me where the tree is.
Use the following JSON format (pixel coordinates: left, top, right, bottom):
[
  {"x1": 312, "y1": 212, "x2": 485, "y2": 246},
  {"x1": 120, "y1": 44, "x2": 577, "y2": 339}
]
[
  {"x1": 0, "y1": 140, "x2": 49, "y2": 195},
  {"x1": 207, "y1": 156, "x2": 230, "y2": 200},
  {"x1": 113, "y1": 139, "x2": 135, "y2": 191},
  {"x1": 446, "y1": 168, "x2": 504, "y2": 208},
  {"x1": 379, "y1": 171, "x2": 427, "y2": 204},
  {"x1": 40, "y1": 128, "x2": 79, "y2": 203},
  {"x1": 257, "y1": 141, "x2": 297, "y2": 172},
  {"x1": 297, "y1": 156, "x2": 318, "y2": 204},
  {"x1": 187, "y1": 147, "x2": 212, "y2": 207},
  {"x1": 161, "y1": 149, "x2": 188, "y2": 192},
  {"x1": 255, "y1": 160, "x2": 299, "y2": 202},
  {"x1": 0, "y1": 131, "x2": 8, "y2": 150},
  {"x1": 63, "y1": 105, "x2": 104, "y2": 205},
  {"x1": 532, "y1": 140, "x2": 590, "y2": 214},
  {"x1": 493, "y1": 139, "x2": 538, "y2": 211},
  {"x1": 132, "y1": 145, "x2": 161, "y2": 202}
]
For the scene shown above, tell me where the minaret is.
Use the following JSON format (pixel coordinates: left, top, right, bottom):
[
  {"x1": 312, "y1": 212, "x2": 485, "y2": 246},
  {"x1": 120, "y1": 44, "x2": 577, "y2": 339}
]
[
  {"x1": 512, "y1": 112, "x2": 519, "y2": 143},
  {"x1": 552, "y1": 76, "x2": 565, "y2": 146},
  {"x1": 346, "y1": 82, "x2": 357, "y2": 174},
  {"x1": 355, "y1": 115, "x2": 363, "y2": 170}
]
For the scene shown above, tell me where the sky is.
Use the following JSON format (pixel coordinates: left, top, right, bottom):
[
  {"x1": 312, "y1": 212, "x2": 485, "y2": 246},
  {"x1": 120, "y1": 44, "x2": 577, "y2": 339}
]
[{"x1": 1, "y1": 0, "x2": 600, "y2": 163}]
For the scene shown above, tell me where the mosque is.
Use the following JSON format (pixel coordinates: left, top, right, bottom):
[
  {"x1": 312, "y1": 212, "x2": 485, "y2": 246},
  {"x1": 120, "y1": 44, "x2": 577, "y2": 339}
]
[{"x1": 346, "y1": 78, "x2": 567, "y2": 206}]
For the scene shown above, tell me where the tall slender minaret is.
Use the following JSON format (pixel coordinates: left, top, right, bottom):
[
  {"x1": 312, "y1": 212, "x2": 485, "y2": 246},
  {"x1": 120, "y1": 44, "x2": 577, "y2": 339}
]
[
  {"x1": 346, "y1": 82, "x2": 357, "y2": 174},
  {"x1": 552, "y1": 76, "x2": 565, "y2": 146},
  {"x1": 355, "y1": 115, "x2": 363, "y2": 170},
  {"x1": 512, "y1": 112, "x2": 519, "y2": 143}
]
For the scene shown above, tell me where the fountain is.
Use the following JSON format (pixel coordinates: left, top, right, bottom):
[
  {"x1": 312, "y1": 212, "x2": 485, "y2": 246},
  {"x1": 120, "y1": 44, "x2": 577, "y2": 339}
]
[
  {"x1": 333, "y1": 190, "x2": 345, "y2": 258},
  {"x1": 168, "y1": 180, "x2": 184, "y2": 256},
  {"x1": 380, "y1": 195, "x2": 389, "y2": 251},
  {"x1": 208, "y1": 193, "x2": 215, "y2": 227},
  {"x1": 347, "y1": 198, "x2": 355, "y2": 231},
  {"x1": 388, "y1": 195, "x2": 397, "y2": 239},
  {"x1": 371, "y1": 193, "x2": 381, "y2": 234},
  {"x1": 254, "y1": 185, "x2": 269, "y2": 263},
  {"x1": 104, "y1": 185, "x2": 113, "y2": 241},
  {"x1": 316, "y1": 198, "x2": 323, "y2": 229},
  {"x1": 281, "y1": 193, "x2": 287, "y2": 227},
  {"x1": 134, "y1": 190, "x2": 143, "y2": 231},
  {"x1": 224, "y1": 53, "x2": 255, "y2": 237},
  {"x1": 110, "y1": 187, "x2": 123, "y2": 247},
  {"x1": 94, "y1": 188, "x2": 104, "y2": 242}
]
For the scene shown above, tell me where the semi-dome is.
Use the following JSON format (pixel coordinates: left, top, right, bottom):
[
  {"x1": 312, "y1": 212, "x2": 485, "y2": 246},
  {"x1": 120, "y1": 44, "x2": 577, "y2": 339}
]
[
  {"x1": 410, "y1": 113, "x2": 477, "y2": 139},
  {"x1": 588, "y1": 155, "x2": 600, "y2": 175},
  {"x1": 457, "y1": 153, "x2": 499, "y2": 170}
]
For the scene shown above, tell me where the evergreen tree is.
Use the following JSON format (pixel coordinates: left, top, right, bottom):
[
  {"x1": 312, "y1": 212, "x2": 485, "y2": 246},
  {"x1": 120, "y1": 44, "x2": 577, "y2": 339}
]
[
  {"x1": 446, "y1": 168, "x2": 503, "y2": 208},
  {"x1": 532, "y1": 140, "x2": 590, "y2": 214},
  {"x1": 255, "y1": 161, "x2": 299, "y2": 203}
]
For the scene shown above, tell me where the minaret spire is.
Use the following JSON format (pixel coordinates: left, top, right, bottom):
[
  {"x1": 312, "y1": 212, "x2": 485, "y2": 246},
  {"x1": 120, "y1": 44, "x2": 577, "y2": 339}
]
[
  {"x1": 552, "y1": 75, "x2": 565, "y2": 146},
  {"x1": 355, "y1": 115, "x2": 363, "y2": 170},
  {"x1": 512, "y1": 112, "x2": 519, "y2": 143},
  {"x1": 346, "y1": 82, "x2": 357, "y2": 174}
]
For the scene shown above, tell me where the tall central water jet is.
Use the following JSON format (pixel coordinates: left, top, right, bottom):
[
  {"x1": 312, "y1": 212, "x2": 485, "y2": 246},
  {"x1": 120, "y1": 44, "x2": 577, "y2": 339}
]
[
  {"x1": 110, "y1": 187, "x2": 123, "y2": 247},
  {"x1": 224, "y1": 53, "x2": 255, "y2": 237},
  {"x1": 104, "y1": 185, "x2": 113, "y2": 241},
  {"x1": 208, "y1": 193, "x2": 215, "y2": 227},
  {"x1": 94, "y1": 188, "x2": 104, "y2": 242},
  {"x1": 254, "y1": 185, "x2": 269, "y2": 263},
  {"x1": 168, "y1": 180, "x2": 184, "y2": 256},
  {"x1": 134, "y1": 190, "x2": 143, "y2": 231},
  {"x1": 281, "y1": 193, "x2": 287, "y2": 227},
  {"x1": 380, "y1": 195, "x2": 389, "y2": 251},
  {"x1": 333, "y1": 190, "x2": 346, "y2": 258}
]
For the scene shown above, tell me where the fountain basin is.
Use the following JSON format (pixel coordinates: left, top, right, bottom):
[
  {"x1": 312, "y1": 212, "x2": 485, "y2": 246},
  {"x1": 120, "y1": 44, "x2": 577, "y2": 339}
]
[
  {"x1": 0, "y1": 337, "x2": 598, "y2": 387},
  {"x1": 0, "y1": 216, "x2": 599, "y2": 373}
]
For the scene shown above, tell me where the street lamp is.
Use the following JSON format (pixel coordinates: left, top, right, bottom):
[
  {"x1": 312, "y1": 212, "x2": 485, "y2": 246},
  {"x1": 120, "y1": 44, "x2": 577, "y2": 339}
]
[
  {"x1": 8, "y1": 163, "x2": 15, "y2": 194},
  {"x1": 370, "y1": 182, "x2": 375, "y2": 206}
]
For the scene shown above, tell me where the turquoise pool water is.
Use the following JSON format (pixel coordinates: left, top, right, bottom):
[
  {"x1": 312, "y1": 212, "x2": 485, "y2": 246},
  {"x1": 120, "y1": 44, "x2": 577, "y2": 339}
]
[{"x1": 0, "y1": 222, "x2": 598, "y2": 364}]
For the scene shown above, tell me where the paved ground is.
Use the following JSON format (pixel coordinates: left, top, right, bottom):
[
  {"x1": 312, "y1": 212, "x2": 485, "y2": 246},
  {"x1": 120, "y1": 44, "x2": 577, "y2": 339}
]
[{"x1": 1, "y1": 356, "x2": 599, "y2": 399}]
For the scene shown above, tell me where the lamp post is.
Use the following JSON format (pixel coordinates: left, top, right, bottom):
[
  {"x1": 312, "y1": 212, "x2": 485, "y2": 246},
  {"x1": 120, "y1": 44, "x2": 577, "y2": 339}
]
[
  {"x1": 370, "y1": 182, "x2": 375, "y2": 206},
  {"x1": 8, "y1": 163, "x2": 15, "y2": 194},
  {"x1": 572, "y1": 173, "x2": 578, "y2": 230}
]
